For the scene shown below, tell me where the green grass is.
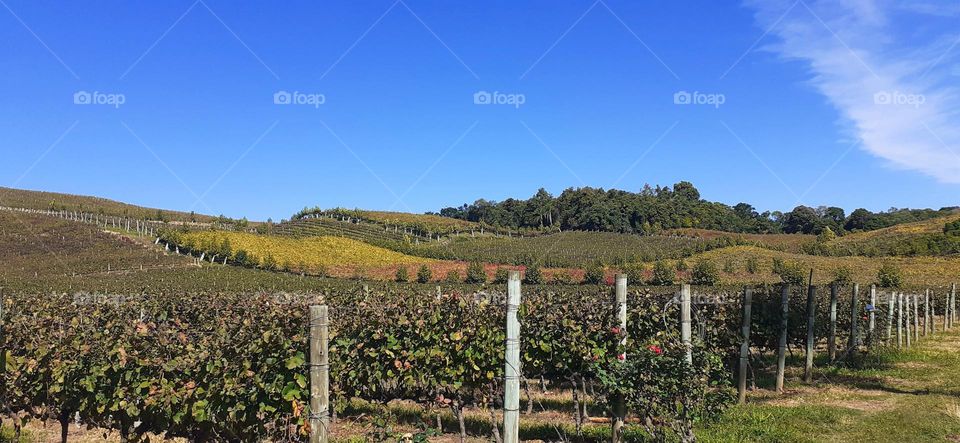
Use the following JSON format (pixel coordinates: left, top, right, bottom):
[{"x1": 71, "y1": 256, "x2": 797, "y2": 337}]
[{"x1": 699, "y1": 332, "x2": 960, "y2": 442}]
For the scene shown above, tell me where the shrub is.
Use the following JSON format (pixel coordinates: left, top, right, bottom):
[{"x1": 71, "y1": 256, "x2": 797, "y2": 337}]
[
  {"x1": 745, "y1": 257, "x2": 758, "y2": 274},
  {"x1": 395, "y1": 266, "x2": 409, "y2": 283},
  {"x1": 722, "y1": 259, "x2": 737, "y2": 274},
  {"x1": 690, "y1": 259, "x2": 720, "y2": 286},
  {"x1": 493, "y1": 267, "x2": 510, "y2": 284},
  {"x1": 445, "y1": 270, "x2": 462, "y2": 284},
  {"x1": 523, "y1": 264, "x2": 543, "y2": 285},
  {"x1": 622, "y1": 263, "x2": 646, "y2": 285},
  {"x1": 832, "y1": 266, "x2": 851, "y2": 286},
  {"x1": 583, "y1": 262, "x2": 605, "y2": 285},
  {"x1": 817, "y1": 226, "x2": 837, "y2": 242},
  {"x1": 416, "y1": 265, "x2": 432, "y2": 283},
  {"x1": 771, "y1": 258, "x2": 805, "y2": 286},
  {"x1": 944, "y1": 220, "x2": 960, "y2": 237},
  {"x1": 675, "y1": 259, "x2": 689, "y2": 272},
  {"x1": 465, "y1": 262, "x2": 487, "y2": 284},
  {"x1": 550, "y1": 270, "x2": 576, "y2": 285},
  {"x1": 877, "y1": 263, "x2": 903, "y2": 288},
  {"x1": 649, "y1": 260, "x2": 674, "y2": 286}
]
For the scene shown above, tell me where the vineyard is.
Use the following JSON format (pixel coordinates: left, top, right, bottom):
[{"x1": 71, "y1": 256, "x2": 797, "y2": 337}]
[{"x1": 4, "y1": 271, "x2": 957, "y2": 442}]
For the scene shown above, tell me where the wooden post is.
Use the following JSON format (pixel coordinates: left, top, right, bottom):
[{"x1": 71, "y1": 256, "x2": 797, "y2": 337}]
[
  {"x1": 681, "y1": 284, "x2": 692, "y2": 366},
  {"x1": 931, "y1": 299, "x2": 937, "y2": 335},
  {"x1": 903, "y1": 294, "x2": 913, "y2": 348},
  {"x1": 952, "y1": 284, "x2": 957, "y2": 329},
  {"x1": 309, "y1": 305, "x2": 329, "y2": 443},
  {"x1": 913, "y1": 294, "x2": 919, "y2": 342},
  {"x1": 945, "y1": 291, "x2": 950, "y2": 333},
  {"x1": 503, "y1": 271, "x2": 521, "y2": 443},
  {"x1": 848, "y1": 283, "x2": 860, "y2": 354},
  {"x1": 828, "y1": 283, "x2": 838, "y2": 362},
  {"x1": 924, "y1": 289, "x2": 930, "y2": 336},
  {"x1": 776, "y1": 284, "x2": 789, "y2": 393},
  {"x1": 897, "y1": 293, "x2": 903, "y2": 348},
  {"x1": 804, "y1": 282, "x2": 816, "y2": 383},
  {"x1": 738, "y1": 288, "x2": 752, "y2": 404},
  {"x1": 886, "y1": 292, "x2": 895, "y2": 344},
  {"x1": 868, "y1": 285, "x2": 876, "y2": 349},
  {"x1": 612, "y1": 274, "x2": 627, "y2": 442}
]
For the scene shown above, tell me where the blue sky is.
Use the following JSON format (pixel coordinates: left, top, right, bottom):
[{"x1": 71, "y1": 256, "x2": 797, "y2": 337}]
[{"x1": 1, "y1": 0, "x2": 958, "y2": 221}]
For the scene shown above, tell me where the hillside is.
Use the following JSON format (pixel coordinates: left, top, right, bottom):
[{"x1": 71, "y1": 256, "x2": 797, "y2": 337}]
[
  {"x1": 682, "y1": 245, "x2": 960, "y2": 288},
  {"x1": 823, "y1": 212, "x2": 960, "y2": 256},
  {"x1": 0, "y1": 210, "x2": 190, "y2": 281},
  {"x1": 666, "y1": 228, "x2": 816, "y2": 253},
  {"x1": 0, "y1": 186, "x2": 218, "y2": 223}
]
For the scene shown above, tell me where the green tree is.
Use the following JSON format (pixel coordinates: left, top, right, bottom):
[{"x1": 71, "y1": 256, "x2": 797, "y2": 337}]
[
  {"x1": 771, "y1": 258, "x2": 805, "y2": 285},
  {"x1": 649, "y1": 260, "x2": 674, "y2": 286},
  {"x1": 523, "y1": 264, "x2": 543, "y2": 285},
  {"x1": 395, "y1": 266, "x2": 409, "y2": 283},
  {"x1": 583, "y1": 262, "x2": 605, "y2": 285},
  {"x1": 465, "y1": 262, "x2": 487, "y2": 284},
  {"x1": 877, "y1": 263, "x2": 903, "y2": 288},
  {"x1": 690, "y1": 259, "x2": 719, "y2": 286},
  {"x1": 416, "y1": 265, "x2": 432, "y2": 283},
  {"x1": 445, "y1": 270, "x2": 461, "y2": 283},
  {"x1": 817, "y1": 226, "x2": 837, "y2": 242},
  {"x1": 493, "y1": 267, "x2": 510, "y2": 284}
]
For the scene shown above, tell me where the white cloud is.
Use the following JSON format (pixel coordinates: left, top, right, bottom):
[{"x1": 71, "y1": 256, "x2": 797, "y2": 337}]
[{"x1": 745, "y1": 0, "x2": 960, "y2": 183}]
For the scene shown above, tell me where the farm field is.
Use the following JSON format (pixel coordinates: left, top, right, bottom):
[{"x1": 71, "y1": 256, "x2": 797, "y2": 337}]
[
  {"x1": 666, "y1": 228, "x2": 817, "y2": 254},
  {"x1": 0, "y1": 186, "x2": 215, "y2": 223},
  {"x1": 3, "y1": 191, "x2": 960, "y2": 443},
  {"x1": 405, "y1": 230, "x2": 720, "y2": 268},
  {"x1": 685, "y1": 245, "x2": 960, "y2": 288}
]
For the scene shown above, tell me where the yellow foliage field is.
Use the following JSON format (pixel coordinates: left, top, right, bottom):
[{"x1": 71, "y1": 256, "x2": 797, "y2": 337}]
[{"x1": 181, "y1": 231, "x2": 433, "y2": 270}]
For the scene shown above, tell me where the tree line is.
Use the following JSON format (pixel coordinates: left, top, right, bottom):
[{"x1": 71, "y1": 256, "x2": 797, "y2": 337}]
[{"x1": 435, "y1": 182, "x2": 958, "y2": 235}]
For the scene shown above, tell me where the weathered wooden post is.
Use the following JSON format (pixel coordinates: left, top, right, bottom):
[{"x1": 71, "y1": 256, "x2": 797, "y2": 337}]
[
  {"x1": 612, "y1": 274, "x2": 627, "y2": 442},
  {"x1": 924, "y1": 289, "x2": 930, "y2": 336},
  {"x1": 886, "y1": 292, "x2": 895, "y2": 344},
  {"x1": 897, "y1": 293, "x2": 903, "y2": 348},
  {"x1": 309, "y1": 305, "x2": 329, "y2": 443},
  {"x1": 828, "y1": 283, "x2": 838, "y2": 362},
  {"x1": 932, "y1": 300, "x2": 937, "y2": 335},
  {"x1": 848, "y1": 283, "x2": 860, "y2": 354},
  {"x1": 868, "y1": 285, "x2": 876, "y2": 349},
  {"x1": 503, "y1": 271, "x2": 522, "y2": 443},
  {"x1": 804, "y1": 283, "x2": 816, "y2": 383},
  {"x1": 903, "y1": 294, "x2": 913, "y2": 348},
  {"x1": 952, "y1": 284, "x2": 958, "y2": 329},
  {"x1": 945, "y1": 291, "x2": 950, "y2": 333},
  {"x1": 681, "y1": 284, "x2": 692, "y2": 366},
  {"x1": 776, "y1": 284, "x2": 789, "y2": 393},
  {"x1": 738, "y1": 288, "x2": 752, "y2": 404},
  {"x1": 913, "y1": 294, "x2": 920, "y2": 343}
]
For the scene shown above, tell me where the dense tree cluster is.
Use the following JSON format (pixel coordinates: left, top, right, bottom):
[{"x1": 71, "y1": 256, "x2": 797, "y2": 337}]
[{"x1": 436, "y1": 182, "x2": 958, "y2": 236}]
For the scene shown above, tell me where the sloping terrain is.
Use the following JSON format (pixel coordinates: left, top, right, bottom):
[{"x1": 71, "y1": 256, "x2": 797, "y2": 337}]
[
  {"x1": 0, "y1": 210, "x2": 190, "y2": 280},
  {"x1": 0, "y1": 186, "x2": 216, "y2": 222},
  {"x1": 825, "y1": 213, "x2": 960, "y2": 256}
]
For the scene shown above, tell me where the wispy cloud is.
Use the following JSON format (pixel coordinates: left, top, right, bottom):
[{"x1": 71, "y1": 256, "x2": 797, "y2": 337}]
[{"x1": 745, "y1": 0, "x2": 960, "y2": 183}]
